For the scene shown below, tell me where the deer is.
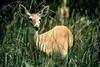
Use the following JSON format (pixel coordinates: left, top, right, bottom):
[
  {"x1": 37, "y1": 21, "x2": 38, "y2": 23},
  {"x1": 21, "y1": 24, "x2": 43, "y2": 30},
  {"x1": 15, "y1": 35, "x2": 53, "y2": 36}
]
[{"x1": 19, "y1": 4, "x2": 73, "y2": 65}]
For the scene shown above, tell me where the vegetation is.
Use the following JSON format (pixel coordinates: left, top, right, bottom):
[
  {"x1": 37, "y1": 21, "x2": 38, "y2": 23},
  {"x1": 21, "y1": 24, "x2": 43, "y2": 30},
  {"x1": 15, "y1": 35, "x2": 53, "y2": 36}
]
[{"x1": 0, "y1": 0, "x2": 100, "y2": 67}]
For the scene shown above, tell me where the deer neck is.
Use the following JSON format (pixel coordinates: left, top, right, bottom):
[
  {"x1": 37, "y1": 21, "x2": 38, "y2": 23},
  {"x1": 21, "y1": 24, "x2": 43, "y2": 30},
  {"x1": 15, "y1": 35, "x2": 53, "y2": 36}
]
[
  {"x1": 34, "y1": 30, "x2": 39, "y2": 47},
  {"x1": 29, "y1": 27, "x2": 39, "y2": 47}
]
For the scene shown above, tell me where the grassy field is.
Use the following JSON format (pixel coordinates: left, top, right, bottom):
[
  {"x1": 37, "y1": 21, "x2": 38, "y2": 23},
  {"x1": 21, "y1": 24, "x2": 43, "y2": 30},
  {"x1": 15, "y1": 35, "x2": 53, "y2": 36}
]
[{"x1": 0, "y1": 1, "x2": 100, "y2": 67}]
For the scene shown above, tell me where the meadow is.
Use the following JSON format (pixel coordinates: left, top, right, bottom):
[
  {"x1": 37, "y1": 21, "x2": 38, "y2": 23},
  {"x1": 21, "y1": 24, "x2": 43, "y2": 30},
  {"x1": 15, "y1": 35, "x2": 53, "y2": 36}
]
[{"x1": 0, "y1": 0, "x2": 100, "y2": 67}]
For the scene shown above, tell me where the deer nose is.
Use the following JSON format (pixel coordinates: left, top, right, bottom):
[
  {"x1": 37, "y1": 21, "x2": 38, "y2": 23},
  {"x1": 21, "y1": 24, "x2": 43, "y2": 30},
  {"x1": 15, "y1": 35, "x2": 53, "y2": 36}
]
[
  {"x1": 34, "y1": 25, "x2": 39, "y2": 30},
  {"x1": 34, "y1": 24, "x2": 39, "y2": 28},
  {"x1": 34, "y1": 21, "x2": 40, "y2": 28}
]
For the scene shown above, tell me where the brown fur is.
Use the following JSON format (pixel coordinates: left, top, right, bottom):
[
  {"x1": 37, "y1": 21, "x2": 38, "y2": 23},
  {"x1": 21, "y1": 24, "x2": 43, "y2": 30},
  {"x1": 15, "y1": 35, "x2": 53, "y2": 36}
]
[{"x1": 33, "y1": 25, "x2": 73, "y2": 59}]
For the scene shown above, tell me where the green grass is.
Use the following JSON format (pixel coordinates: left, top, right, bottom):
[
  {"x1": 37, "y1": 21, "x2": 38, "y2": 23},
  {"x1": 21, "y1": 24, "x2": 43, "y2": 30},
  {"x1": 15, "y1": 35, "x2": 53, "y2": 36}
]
[{"x1": 0, "y1": 13, "x2": 99, "y2": 67}]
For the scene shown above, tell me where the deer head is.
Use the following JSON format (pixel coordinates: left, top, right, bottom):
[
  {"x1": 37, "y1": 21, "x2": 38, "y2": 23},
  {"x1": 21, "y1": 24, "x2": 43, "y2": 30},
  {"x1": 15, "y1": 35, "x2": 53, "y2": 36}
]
[{"x1": 19, "y1": 4, "x2": 49, "y2": 30}]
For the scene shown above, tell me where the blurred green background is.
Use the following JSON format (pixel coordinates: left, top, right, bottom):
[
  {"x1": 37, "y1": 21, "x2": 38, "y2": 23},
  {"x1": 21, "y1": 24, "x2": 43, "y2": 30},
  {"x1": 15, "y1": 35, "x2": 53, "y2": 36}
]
[{"x1": 0, "y1": 0, "x2": 100, "y2": 67}]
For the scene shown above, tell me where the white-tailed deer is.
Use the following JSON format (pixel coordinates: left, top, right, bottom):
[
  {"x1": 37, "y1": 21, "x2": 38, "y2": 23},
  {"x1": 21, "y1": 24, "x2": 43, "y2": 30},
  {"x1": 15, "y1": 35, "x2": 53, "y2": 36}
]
[{"x1": 19, "y1": 4, "x2": 73, "y2": 62}]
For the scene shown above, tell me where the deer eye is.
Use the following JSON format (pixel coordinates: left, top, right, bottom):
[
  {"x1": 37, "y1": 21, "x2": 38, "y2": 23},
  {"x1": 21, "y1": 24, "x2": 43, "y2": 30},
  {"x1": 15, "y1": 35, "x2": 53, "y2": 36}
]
[
  {"x1": 28, "y1": 17, "x2": 32, "y2": 21},
  {"x1": 39, "y1": 19, "x2": 41, "y2": 21}
]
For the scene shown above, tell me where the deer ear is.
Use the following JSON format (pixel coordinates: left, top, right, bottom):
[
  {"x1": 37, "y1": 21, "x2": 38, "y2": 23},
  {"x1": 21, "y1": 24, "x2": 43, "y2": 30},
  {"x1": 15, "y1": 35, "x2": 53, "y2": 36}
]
[
  {"x1": 38, "y1": 6, "x2": 49, "y2": 17},
  {"x1": 19, "y1": 4, "x2": 30, "y2": 15}
]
